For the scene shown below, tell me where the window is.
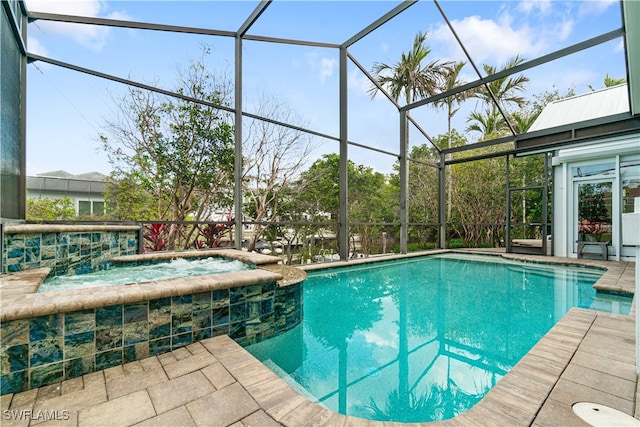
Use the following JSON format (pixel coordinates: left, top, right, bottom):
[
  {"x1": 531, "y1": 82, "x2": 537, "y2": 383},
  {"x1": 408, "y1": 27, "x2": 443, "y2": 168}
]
[
  {"x1": 78, "y1": 201, "x2": 91, "y2": 216},
  {"x1": 92, "y1": 201, "x2": 105, "y2": 215}
]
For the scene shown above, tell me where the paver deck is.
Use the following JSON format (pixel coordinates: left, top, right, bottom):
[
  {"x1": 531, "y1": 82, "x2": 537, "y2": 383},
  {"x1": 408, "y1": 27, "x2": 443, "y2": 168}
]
[{"x1": 1, "y1": 252, "x2": 637, "y2": 426}]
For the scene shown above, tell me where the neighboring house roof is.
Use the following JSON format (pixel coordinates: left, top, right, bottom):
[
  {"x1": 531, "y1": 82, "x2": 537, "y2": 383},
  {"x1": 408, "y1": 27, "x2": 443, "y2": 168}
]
[
  {"x1": 36, "y1": 170, "x2": 108, "y2": 181},
  {"x1": 27, "y1": 171, "x2": 107, "y2": 196},
  {"x1": 528, "y1": 84, "x2": 629, "y2": 132}
]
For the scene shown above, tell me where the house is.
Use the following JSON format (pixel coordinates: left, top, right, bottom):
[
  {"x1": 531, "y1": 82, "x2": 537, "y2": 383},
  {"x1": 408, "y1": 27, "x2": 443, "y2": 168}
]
[
  {"x1": 26, "y1": 170, "x2": 107, "y2": 217},
  {"x1": 529, "y1": 84, "x2": 640, "y2": 261}
]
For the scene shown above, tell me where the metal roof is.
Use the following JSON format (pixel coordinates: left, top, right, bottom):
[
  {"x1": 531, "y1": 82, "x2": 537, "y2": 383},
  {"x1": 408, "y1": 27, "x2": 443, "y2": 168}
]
[{"x1": 528, "y1": 84, "x2": 629, "y2": 132}]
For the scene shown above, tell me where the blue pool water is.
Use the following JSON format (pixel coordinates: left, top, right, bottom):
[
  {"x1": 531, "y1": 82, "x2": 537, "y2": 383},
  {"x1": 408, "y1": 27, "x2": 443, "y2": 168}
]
[
  {"x1": 245, "y1": 253, "x2": 632, "y2": 423},
  {"x1": 38, "y1": 257, "x2": 252, "y2": 293}
]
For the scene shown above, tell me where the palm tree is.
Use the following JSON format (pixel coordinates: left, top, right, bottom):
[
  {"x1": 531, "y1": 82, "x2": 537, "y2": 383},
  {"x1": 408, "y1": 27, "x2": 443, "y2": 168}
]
[
  {"x1": 588, "y1": 73, "x2": 627, "y2": 91},
  {"x1": 433, "y1": 61, "x2": 474, "y2": 219},
  {"x1": 476, "y1": 55, "x2": 529, "y2": 114},
  {"x1": 467, "y1": 55, "x2": 529, "y2": 140},
  {"x1": 369, "y1": 31, "x2": 449, "y2": 104},
  {"x1": 465, "y1": 109, "x2": 505, "y2": 140},
  {"x1": 509, "y1": 110, "x2": 539, "y2": 134}
]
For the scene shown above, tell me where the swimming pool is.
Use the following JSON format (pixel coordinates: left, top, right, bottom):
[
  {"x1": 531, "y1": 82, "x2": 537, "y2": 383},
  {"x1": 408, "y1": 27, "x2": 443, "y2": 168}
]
[
  {"x1": 38, "y1": 256, "x2": 253, "y2": 292},
  {"x1": 245, "y1": 253, "x2": 632, "y2": 423}
]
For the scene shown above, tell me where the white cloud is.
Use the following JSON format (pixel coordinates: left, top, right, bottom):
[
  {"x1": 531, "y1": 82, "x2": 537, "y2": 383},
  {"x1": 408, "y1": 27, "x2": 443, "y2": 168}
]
[
  {"x1": 431, "y1": 15, "x2": 544, "y2": 66},
  {"x1": 25, "y1": 0, "x2": 129, "y2": 52},
  {"x1": 348, "y1": 67, "x2": 375, "y2": 98},
  {"x1": 578, "y1": 0, "x2": 618, "y2": 17},
  {"x1": 556, "y1": 18, "x2": 574, "y2": 42},
  {"x1": 27, "y1": 36, "x2": 48, "y2": 56},
  {"x1": 305, "y1": 51, "x2": 337, "y2": 84},
  {"x1": 555, "y1": 68, "x2": 598, "y2": 92},
  {"x1": 319, "y1": 57, "x2": 336, "y2": 83},
  {"x1": 518, "y1": 0, "x2": 553, "y2": 15}
]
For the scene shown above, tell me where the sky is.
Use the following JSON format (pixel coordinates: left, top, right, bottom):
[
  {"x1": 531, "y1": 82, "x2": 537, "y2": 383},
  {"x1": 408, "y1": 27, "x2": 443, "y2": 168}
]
[{"x1": 23, "y1": 0, "x2": 627, "y2": 177}]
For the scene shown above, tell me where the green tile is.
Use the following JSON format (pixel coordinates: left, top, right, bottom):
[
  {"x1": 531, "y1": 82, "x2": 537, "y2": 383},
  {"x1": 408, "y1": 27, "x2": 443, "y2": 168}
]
[
  {"x1": 96, "y1": 305, "x2": 123, "y2": 328},
  {"x1": 124, "y1": 302, "x2": 148, "y2": 324},
  {"x1": 149, "y1": 338, "x2": 170, "y2": 356},
  {"x1": 30, "y1": 337, "x2": 63, "y2": 367},
  {"x1": 192, "y1": 292, "x2": 211, "y2": 311},
  {"x1": 1, "y1": 370, "x2": 28, "y2": 394},
  {"x1": 64, "y1": 356, "x2": 94, "y2": 380},
  {"x1": 95, "y1": 349, "x2": 122, "y2": 370},
  {"x1": 194, "y1": 328, "x2": 212, "y2": 341},
  {"x1": 230, "y1": 303, "x2": 247, "y2": 322},
  {"x1": 171, "y1": 332, "x2": 192, "y2": 350},
  {"x1": 212, "y1": 306, "x2": 229, "y2": 325},
  {"x1": 123, "y1": 342, "x2": 148, "y2": 363},
  {"x1": 212, "y1": 289, "x2": 229, "y2": 308},
  {"x1": 230, "y1": 287, "x2": 245, "y2": 304},
  {"x1": 65, "y1": 309, "x2": 95, "y2": 335},
  {"x1": 1, "y1": 344, "x2": 28, "y2": 374},
  {"x1": 30, "y1": 362, "x2": 64, "y2": 389},
  {"x1": 172, "y1": 312, "x2": 192, "y2": 335},
  {"x1": 95, "y1": 327, "x2": 122, "y2": 351},
  {"x1": 30, "y1": 314, "x2": 63, "y2": 341},
  {"x1": 192, "y1": 309, "x2": 211, "y2": 330},
  {"x1": 64, "y1": 331, "x2": 95, "y2": 359},
  {"x1": 1, "y1": 319, "x2": 29, "y2": 349},
  {"x1": 123, "y1": 322, "x2": 148, "y2": 346}
]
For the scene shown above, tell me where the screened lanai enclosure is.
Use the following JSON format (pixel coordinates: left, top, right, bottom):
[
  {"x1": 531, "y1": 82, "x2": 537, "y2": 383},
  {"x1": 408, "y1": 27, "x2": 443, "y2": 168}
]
[{"x1": 1, "y1": 0, "x2": 639, "y2": 263}]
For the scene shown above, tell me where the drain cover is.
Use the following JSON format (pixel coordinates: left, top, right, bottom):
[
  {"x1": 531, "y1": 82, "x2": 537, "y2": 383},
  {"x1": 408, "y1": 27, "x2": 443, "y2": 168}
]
[{"x1": 573, "y1": 402, "x2": 640, "y2": 426}]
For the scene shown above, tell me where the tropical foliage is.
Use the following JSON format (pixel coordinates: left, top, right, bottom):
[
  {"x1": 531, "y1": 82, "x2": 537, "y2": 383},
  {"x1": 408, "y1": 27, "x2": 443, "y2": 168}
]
[{"x1": 26, "y1": 197, "x2": 76, "y2": 221}]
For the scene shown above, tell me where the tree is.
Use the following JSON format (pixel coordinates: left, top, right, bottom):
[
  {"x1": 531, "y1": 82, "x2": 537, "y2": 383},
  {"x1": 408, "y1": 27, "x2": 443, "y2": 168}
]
[
  {"x1": 242, "y1": 93, "x2": 318, "y2": 252},
  {"x1": 369, "y1": 31, "x2": 449, "y2": 104},
  {"x1": 99, "y1": 47, "x2": 235, "y2": 249},
  {"x1": 589, "y1": 73, "x2": 626, "y2": 91},
  {"x1": 604, "y1": 74, "x2": 626, "y2": 87},
  {"x1": 433, "y1": 61, "x2": 474, "y2": 219},
  {"x1": 26, "y1": 197, "x2": 76, "y2": 221},
  {"x1": 296, "y1": 154, "x2": 395, "y2": 257},
  {"x1": 467, "y1": 55, "x2": 529, "y2": 140},
  {"x1": 103, "y1": 172, "x2": 158, "y2": 221},
  {"x1": 465, "y1": 109, "x2": 506, "y2": 140},
  {"x1": 450, "y1": 146, "x2": 507, "y2": 246}
]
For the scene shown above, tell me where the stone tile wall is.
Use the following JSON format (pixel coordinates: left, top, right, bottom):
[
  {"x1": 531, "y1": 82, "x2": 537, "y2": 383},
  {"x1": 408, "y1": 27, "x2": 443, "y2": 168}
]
[
  {"x1": 0, "y1": 281, "x2": 302, "y2": 395},
  {"x1": 2, "y1": 227, "x2": 139, "y2": 275}
]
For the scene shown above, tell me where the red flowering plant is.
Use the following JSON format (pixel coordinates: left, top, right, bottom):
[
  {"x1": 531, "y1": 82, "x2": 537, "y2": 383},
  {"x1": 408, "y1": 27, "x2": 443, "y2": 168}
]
[
  {"x1": 193, "y1": 216, "x2": 234, "y2": 249},
  {"x1": 144, "y1": 223, "x2": 169, "y2": 252}
]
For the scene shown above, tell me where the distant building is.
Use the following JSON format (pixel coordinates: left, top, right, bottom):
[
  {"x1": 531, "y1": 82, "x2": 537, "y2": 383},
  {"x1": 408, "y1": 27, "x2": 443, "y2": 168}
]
[{"x1": 26, "y1": 170, "x2": 107, "y2": 216}]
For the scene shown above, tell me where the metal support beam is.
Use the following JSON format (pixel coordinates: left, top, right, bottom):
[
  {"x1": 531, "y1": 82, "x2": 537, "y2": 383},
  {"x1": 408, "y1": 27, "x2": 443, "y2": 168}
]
[
  {"x1": 343, "y1": 0, "x2": 417, "y2": 48},
  {"x1": 505, "y1": 156, "x2": 511, "y2": 252},
  {"x1": 399, "y1": 111, "x2": 408, "y2": 254},
  {"x1": 234, "y1": 36, "x2": 243, "y2": 250},
  {"x1": 238, "y1": 1, "x2": 270, "y2": 37},
  {"x1": 27, "y1": 11, "x2": 236, "y2": 38},
  {"x1": 623, "y1": 0, "x2": 640, "y2": 116},
  {"x1": 339, "y1": 46, "x2": 349, "y2": 261},
  {"x1": 438, "y1": 152, "x2": 446, "y2": 249}
]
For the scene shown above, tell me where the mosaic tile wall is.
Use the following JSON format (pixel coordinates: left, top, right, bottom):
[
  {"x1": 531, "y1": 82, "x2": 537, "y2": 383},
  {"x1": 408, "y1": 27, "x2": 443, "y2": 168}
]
[
  {"x1": 2, "y1": 230, "x2": 139, "y2": 275},
  {"x1": 0, "y1": 281, "x2": 302, "y2": 395}
]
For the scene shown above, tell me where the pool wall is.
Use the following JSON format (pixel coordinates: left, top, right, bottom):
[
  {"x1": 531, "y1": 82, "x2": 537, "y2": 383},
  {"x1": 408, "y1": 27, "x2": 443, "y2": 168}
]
[
  {"x1": 0, "y1": 250, "x2": 305, "y2": 396},
  {"x1": 1, "y1": 224, "x2": 140, "y2": 275}
]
